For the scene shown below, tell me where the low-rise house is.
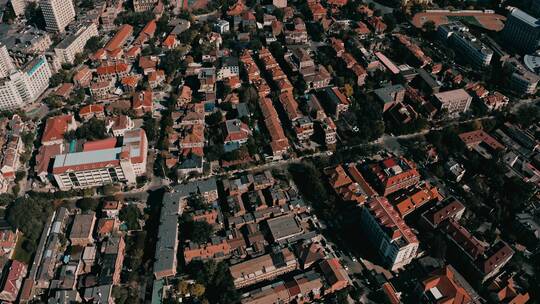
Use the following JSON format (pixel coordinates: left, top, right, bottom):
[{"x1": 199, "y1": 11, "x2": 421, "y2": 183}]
[
  {"x1": 319, "y1": 258, "x2": 350, "y2": 292},
  {"x1": 223, "y1": 119, "x2": 251, "y2": 151},
  {"x1": 69, "y1": 212, "x2": 96, "y2": 246},
  {"x1": 73, "y1": 65, "x2": 92, "y2": 87},
  {"x1": 148, "y1": 70, "x2": 165, "y2": 88},
  {"x1": 183, "y1": 237, "x2": 231, "y2": 263},
  {"x1": 41, "y1": 115, "x2": 77, "y2": 146},
  {"x1": 230, "y1": 248, "x2": 298, "y2": 288},
  {"x1": 0, "y1": 260, "x2": 27, "y2": 302},
  {"x1": 419, "y1": 265, "x2": 481, "y2": 304},
  {"x1": 459, "y1": 130, "x2": 505, "y2": 159},
  {"x1": 90, "y1": 79, "x2": 115, "y2": 101},
  {"x1": 0, "y1": 221, "x2": 18, "y2": 258},
  {"x1": 79, "y1": 104, "x2": 105, "y2": 121},
  {"x1": 421, "y1": 197, "x2": 466, "y2": 229},
  {"x1": 132, "y1": 90, "x2": 153, "y2": 117},
  {"x1": 106, "y1": 115, "x2": 134, "y2": 136}
]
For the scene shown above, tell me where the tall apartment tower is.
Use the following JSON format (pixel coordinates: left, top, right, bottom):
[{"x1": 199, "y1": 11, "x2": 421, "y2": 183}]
[
  {"x1": 502, "y1": 7, "x2": 540, "y2": 54},
  {"x1": 39, "y1": 0, "x2": 76, "y2": 33},
  {"x1": 0, "y1": 44, "x2": 15, "y2": 78},
  {"x1": 0, "y1": 56, "x2": 52, "y2": 111}
]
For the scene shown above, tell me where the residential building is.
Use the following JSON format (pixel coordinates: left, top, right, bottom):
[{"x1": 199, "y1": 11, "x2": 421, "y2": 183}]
[
  {"x1": 420, "y1": 265, "x2": 481, "y2": 304},
  {"x1": 223, "y1": 119, "x2": 251, "y2": 151},
  {"x1": 69, "y1": 212, "x2": 96, "y2": 246},
  {"x1": 502, "y1": 7, "x2": 540, "y2": 53},
  {"x1": 153, "y1": 189, "x2": 182, "y2": 279},
  {"x1": 41, "y1": 114, "x2": 77, "y2": 146},
  {"x1": 40, "y1": 0, "x2": 76, "y2": 33},
  {"x1": 503, "y1": 58, "x2": 540, "y2": 95},
  {"x1": 0, "y1": 44, "x2": 14, "y2": 78},
  {"x1": 98, "y1": 236, "x2": 125, "y2": 285},
  {"x1": 421, "y1": 197, "x2": 466, "y2": 229},
  {"x1": 360, "y1": 197, "x2": 419, "y2": 271},
  {"x1": 266, "y1": 215, "x2": 303, "y2": 243},
  {"x1": 442, "y1": 221, "x2": 514, "y2": 283},
  {"x1": 459, "y1": 130, "x2": 505, "y2": 159},
  {"x1": 214, "y1": 19, "x2": 230, "y2": 34},
  {"x1": 73, "y1": 65, "x2": 92, "y2": 88},
  {"x1": 0, "y1": 221, "x2": 18, "y2": 258},
  {"x1": 0, "y1": 260, "x2": 27, "y2": 302},
  {"x1": 79, "y1": 104, "x2": 105, "y2": 121},
  {"x1": 240, "y1": 271, "x2": 323, "y2": 304},
  {"x1": 230, "y1": 248, "x2": 298, "y2": 288},
  {"x1": 386, "y1": 182, "x2": 442, "y2": 218},
  {"x1": 0, "y1": 56, "x2": 52, "y2": 111},
  {"x1": 54, "y1": 22, "x2": 99, "y2": 64},
  {"x1": 106, "y1": 115, "x2": 134, "y2": 137},
  {"x1": 432, "y1": 89, "x2": 472, "y2": 114},
  {"x1": 10, "y1": 0, "x2": 31, "y2": 16},
  {"x1": 183, "y1": 237, "x2": 231, "y2": 263},
  {"x1": 133, "y1": 0, "x2": 158, "y2": 12},
  {"x1": 52, "y1": 129, "x2": 148, "y2": 190},
  {"x1": 374, "y1": 84, "x2": 406, "y2": 112},
  {"x1": 367, "y1": 156, "x2": 421, "y2": 196},
  {"x1": 438, "y1": 22, "x2": 493, "y2": 67},
  {"x1": 319, "y1": 258, "x2": 350, "y2": 292}
]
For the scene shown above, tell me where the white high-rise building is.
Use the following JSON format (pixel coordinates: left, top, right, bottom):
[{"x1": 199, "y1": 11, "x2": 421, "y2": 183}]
[
  {"x1": 40, "y1": 0, "x2": 76, "y2": 33},
  {"x1": 10, "y1": 0, "x2": 32, "y2": 16},
  {"x1": 0, "y1": 44, "x2": 15, "y2": 78},
  {"x1": 0, "y1": 55, "x2": 52, "y2": 111}
]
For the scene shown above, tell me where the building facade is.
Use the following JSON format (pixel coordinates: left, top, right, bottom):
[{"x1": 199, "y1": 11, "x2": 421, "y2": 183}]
[
  {"x1": 40, "y1": 0, "x2": 76, "y2": 33},
  {"x1": 432, "y1": 89, "x2": 472, "y2": 114},
  {"x1": 54, "y1": 22, "x2": 99, "y2": 64},
  {"x1": 133, "y1": 0, "x2": 158, "y2": 12},
  {"x1": 502, "y1": 7, "x2": 540, "y2": 53},
  {"x1": 439, "y1": 22, "x2": 493, "y2": 67},
  {"x1": 0, "y1": 55, "x2": 52, "y2": 111},
  {"x1": 360, "y1": 197, "x2": 419, "y2": 271}
]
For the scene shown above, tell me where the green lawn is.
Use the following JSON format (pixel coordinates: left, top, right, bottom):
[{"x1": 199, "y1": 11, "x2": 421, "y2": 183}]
[
  {"x1": 447, "y1": 15, "x2": 482, "y2": 28},
  {"x1": 12, "y1": 235, "x2": 33, "y2": 264}
]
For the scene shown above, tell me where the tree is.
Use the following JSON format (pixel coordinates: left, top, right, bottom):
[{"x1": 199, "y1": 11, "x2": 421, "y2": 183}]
[
  {"x1": 84, "y1": 36, "x2": 104, "y2": 53},
  {"x1": 119, "y1": 205, "x2": 142, "y2": 230},
  {"x1": 186, "y1": 260, "x2": 239, "y2": 304},
  {"x1": 156, "y1": 13, "x2": 170, "y2": 36},
  {"x1": 190, "y1": 283, "x2": 206, "y2": 298},
  {"x1": 160, "y1": 49, "x2": 184, "y2": 77},
  {"x1": 2, "y1": 2, "x2": 16, "y2": 23},
  {"x1": 422, "y1": 20, "x2": 436, "y2": 34},
  {"x1": 142, "y1": 113, "x2": 158, "y2": 141},
  {"x1": 76, "y1": 198, "x2": 99, "y2": 211}
]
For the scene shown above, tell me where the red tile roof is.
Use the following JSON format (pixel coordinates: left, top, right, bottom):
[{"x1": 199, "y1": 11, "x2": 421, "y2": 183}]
[
  {"x1": 105, "y1": 24, "x2": 133, "y2": 52},
  {"x1": 459, "y1": 130, "x2": 505, "y2": 151},
  {"x1": 42, "y1": 115, "x2": 74, "y2": 144},
  {"x1": 366, "y1": 197, "x2": 418, "y2": 244},
  {"x1": 422, "y1": 265, "x2": 475, "y2": 304}
]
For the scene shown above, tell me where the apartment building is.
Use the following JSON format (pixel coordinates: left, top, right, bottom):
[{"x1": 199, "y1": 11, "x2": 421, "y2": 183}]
[
  {"x1": 133, "y1": 0, "x2": 158, "y2": 12},
  {"x1": 502, "y1": 7, "x2": 540, "y2": 53},
  {"x1": 360, "y1": 197, "x2": 419, "y2": 271},
  {"x1": 367, "y1": 156, "x2": 421, "y2": 196},
  {"x1": 154, "y1": 178, "x2": 219, "y2": 279},
  {"x1": 55, "y1": 22, "x2": 99, "y2": 64},
  {"x1": 52, "y1": 129, "x2": 148, "y2": 190},
  {"x1": 432, "y1": 89, "x2": 472, "y2": 114},
  {"x1": 40, "y1": 0, "x2": 76, "y2": 33},
  {"x1": 0, "y1": 55, "x2": 52, "y2": 111},
  {"x1": 438, "y1": 22, "x2": 493, "y2": 67},
  {"x1": 0, "y1": 260, "x2": 27, "y2": 302},
  {"x1": 183, "y1": 237, "x2": 232, "y2": 263},
  {"x1": 504, "y1": 58, "x2": 540, "y2": 95},
  {"x1": 230, "y1": 248, "x2": 298, "y2": 288},
  {"x1": 69, "y1": 212, "x2": 96, "y2": 247},
  {"x1": 0, "y1": 44, "x2": 15, "y2": 78}
]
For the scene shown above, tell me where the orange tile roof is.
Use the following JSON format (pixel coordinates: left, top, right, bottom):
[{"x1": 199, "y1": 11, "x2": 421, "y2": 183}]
[
  {"x1": 459, "y1": 130, "x2": 505, "y2": 151},
  {"x1": 105, "y1": 24, "x2": 133, "y2": 52},
  {"x1": 79, "y1": 104, "x2": 105, "y2": 117},
  {"x1": 121, "y1": 75, "x2": 139, "y2": 87},
  {"x1": 163, "y1": 34, "x2": 176, "y2": 48},
  {"x1": 42, "y1": 115, "x2": 73, "y2": 144},
  {"x1": 422, "y1": 265, "x2": 475, "y2": 304}
]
